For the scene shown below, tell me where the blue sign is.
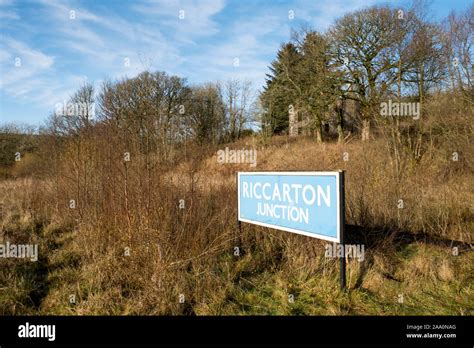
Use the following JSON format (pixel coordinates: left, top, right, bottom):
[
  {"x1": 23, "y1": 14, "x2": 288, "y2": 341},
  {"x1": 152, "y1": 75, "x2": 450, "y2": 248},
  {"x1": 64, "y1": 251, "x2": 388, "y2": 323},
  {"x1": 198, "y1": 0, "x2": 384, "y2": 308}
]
[{"x1": 238, "y1": 172, "x2": 342, "y2": 243}]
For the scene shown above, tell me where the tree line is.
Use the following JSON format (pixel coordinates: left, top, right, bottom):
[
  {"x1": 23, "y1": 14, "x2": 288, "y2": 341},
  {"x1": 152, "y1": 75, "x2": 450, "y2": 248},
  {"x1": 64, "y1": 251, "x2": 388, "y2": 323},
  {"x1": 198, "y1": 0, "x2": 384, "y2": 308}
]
[
  {"x1": 1, "y1": 1, "x2": 472, "y2": 172},
  {"x1": 260, "y1": 2, "x2": 473, "y2": 142},
  {"x1": 45, "y1": 73, "x2": 254, "y2": 157}
]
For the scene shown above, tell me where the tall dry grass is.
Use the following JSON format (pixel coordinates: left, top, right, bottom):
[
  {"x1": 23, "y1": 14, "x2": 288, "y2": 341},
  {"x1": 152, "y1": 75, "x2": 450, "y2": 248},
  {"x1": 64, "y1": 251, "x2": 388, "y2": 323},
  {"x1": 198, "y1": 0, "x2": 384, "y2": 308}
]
[{"x1": 1, "y1": 94, "x2": 473, "y2": 315}]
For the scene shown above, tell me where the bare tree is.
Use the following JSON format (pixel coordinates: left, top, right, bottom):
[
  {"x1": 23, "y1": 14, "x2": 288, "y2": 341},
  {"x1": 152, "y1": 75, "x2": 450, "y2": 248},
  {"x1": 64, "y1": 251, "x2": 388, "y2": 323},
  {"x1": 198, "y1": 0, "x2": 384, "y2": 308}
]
[
  {"x1": 443, "y1": 5, "x2": 473, "y2": 100},
  {"x1": 328, "y1": 6, "x2": 402, "y2": 140},
  {"x1": 185, "y1": 83, "x2": 226, "y2": 144},
  {"x1": 222, "y1": 79, "x2": 253, "y2": 140}
]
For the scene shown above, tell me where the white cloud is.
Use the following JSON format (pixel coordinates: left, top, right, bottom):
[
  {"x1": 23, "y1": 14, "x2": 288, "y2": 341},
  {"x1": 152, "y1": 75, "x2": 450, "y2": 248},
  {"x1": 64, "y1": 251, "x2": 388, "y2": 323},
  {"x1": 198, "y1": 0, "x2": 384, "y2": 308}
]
[
  {"x1": 0, "y1": 0, "x2": 19, "y2": 20},
  {"x1": 1, "y1": 0, "x2": 187, "y2": 116},
  {"x1": 0, "y1": 37, "x2": 64, "y2": 108},
  {"x1": 0, "y1": 35, "x2": 80, "y2": 109},
  {"x1": 133, "y1": 0, "x2": 226, "y2": 41},
  {"x1": 295, "y1": 0, "x2": 378, "y2": 30},
  {"x1": 0, "y1": 38, "x2": 54, "y2": 90},
  {"x1": 6, "y1": 38, "x2": 54, "y2": 68},
  {"x1": 0, "y1": 9, "x2": 18, "y2": 19},
  {"x1": 182, "y1": 11, "x2": 288, "y2": 93},
  {"x1": 35, "y1": 0, "x2": 183, "y2": 74}
]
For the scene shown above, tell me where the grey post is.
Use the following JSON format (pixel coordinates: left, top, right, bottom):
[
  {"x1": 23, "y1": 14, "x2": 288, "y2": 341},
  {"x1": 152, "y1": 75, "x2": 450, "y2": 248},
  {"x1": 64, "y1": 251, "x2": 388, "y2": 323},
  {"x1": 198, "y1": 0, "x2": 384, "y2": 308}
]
[{"x1": 339, "y1": 170, "x2": 346, "y2": 290}]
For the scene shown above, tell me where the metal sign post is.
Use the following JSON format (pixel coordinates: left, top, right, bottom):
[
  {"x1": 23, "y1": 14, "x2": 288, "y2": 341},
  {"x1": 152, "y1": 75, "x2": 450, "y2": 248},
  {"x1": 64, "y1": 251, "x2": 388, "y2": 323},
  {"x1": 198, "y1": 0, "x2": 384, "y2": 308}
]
[
  {"x1": 236, "y1": 173, "x2": 242, "y2": 255},
  {"x1": 339, "y1": 170, "x2": 346, "y2": 291}
]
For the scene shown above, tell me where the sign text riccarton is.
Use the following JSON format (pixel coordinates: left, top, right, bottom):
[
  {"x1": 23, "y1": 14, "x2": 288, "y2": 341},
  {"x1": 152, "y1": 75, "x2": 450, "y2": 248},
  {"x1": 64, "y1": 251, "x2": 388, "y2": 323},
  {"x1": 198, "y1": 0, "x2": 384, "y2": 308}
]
[{"x1": 238, "y1": 172, "x2": 342, "y2": 242}]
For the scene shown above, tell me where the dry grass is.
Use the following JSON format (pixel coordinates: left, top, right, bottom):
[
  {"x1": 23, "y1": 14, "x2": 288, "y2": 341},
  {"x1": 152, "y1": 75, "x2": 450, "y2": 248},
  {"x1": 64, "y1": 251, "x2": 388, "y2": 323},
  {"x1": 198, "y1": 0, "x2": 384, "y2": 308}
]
[{"x1": 1, "y1": 125, "x2": 472, "y2": 315}]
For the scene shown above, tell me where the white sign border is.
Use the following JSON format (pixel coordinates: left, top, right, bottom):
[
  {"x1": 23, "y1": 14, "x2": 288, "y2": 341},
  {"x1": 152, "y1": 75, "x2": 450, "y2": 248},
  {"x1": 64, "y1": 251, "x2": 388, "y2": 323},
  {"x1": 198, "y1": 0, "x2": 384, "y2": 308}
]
[{"x1": 237, "y1": 171, "x2": 342, "y2": 243}]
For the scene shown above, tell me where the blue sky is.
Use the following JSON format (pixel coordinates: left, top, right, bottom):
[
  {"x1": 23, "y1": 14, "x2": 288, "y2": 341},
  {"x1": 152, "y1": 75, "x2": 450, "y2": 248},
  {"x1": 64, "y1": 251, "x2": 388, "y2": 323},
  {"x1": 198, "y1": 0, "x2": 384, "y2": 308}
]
[{"x1": 0, "y1": 0, "x2": 471, "y2": 126}]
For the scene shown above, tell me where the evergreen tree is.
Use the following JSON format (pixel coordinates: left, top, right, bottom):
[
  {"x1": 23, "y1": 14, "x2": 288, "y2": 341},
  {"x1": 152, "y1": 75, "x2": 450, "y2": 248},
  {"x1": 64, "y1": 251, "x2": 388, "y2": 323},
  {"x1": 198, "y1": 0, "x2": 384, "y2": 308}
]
[{"x1": 260, "y1": 43, "x2": 302, "y2": 134}]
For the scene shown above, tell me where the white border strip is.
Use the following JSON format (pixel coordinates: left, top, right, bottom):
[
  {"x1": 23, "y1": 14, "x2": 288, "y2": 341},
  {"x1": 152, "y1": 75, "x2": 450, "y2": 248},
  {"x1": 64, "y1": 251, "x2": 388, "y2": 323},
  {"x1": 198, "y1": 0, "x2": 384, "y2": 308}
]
[{"x1": 237, "y1": 171, "x2": 341, "y2": 243}]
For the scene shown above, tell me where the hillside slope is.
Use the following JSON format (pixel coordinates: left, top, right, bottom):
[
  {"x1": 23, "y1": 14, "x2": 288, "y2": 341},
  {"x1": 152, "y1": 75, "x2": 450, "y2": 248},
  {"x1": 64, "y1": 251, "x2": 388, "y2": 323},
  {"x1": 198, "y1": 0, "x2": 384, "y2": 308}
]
[{"x1": 1, "y1": 135, "x2": 472, "y2": 315}]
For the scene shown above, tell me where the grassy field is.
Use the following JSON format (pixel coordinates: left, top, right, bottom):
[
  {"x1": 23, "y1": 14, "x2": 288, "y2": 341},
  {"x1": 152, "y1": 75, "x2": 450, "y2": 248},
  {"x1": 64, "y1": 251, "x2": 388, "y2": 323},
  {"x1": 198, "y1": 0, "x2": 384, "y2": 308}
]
[{"x1": 1, "y1": 135, "x2": 472, "y2": 315}]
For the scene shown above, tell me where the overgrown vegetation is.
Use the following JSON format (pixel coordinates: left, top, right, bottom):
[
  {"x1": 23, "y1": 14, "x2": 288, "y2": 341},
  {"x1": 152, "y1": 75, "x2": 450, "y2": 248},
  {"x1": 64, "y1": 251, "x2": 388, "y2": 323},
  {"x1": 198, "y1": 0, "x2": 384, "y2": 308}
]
[{"x1": 0, "y1": 1, "x2": 472, "y2": 315}]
